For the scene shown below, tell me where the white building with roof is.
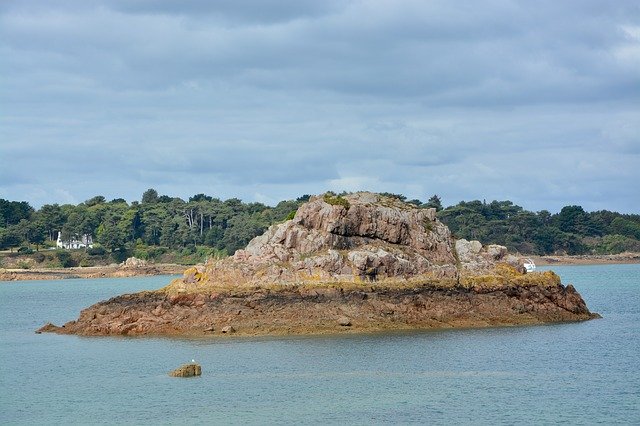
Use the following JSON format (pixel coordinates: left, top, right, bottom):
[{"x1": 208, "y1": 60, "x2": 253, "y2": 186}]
[{"x1": 56, "y1": 232, "x2": 94, "y2": 249}]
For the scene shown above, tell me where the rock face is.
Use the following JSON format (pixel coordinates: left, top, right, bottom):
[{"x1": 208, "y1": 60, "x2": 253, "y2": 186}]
[
  {"x1": 169, "y1": 363, "x2": 201, "y2": 377},
  {"x1": 455, "y1": 239, "x2": 523, "y2": 273},
  {"x1": 37, "y1": 192, "x2": 599, "y2": 337},
  {"x1": 172, "y1": 193, "x2": 531, "y2": 291},
  {"x1": 186, "y1": 192, "x2": 459, "y2": 289},
  {"x1": 120, "y1": 257, "x2": 148, "y2": 268}
]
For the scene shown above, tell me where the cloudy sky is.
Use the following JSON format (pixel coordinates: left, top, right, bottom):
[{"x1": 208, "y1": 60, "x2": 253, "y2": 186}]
[{"x1": 1, "y1": 0, "x2": 639, "y2": 212}]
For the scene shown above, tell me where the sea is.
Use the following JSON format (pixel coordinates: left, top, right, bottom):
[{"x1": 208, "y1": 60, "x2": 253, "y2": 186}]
[{"x1": 1, "y1": 264, "x2": 639, "y2": 425}]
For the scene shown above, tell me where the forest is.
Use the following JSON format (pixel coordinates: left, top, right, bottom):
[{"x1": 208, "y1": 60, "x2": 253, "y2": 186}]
[{"x1": 1, "y1": 190, "x2": 639, "y2": 266}]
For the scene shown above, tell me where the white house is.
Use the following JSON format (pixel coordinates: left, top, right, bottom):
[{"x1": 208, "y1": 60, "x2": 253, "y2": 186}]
[{"x1": 56, "y1": 232, "x2": 94, "y2": 249}]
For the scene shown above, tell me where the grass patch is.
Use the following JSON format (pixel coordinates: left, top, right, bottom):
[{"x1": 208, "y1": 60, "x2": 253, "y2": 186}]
[{"x1": 323, "y1": 193, "x2": 350, "y2": 209}]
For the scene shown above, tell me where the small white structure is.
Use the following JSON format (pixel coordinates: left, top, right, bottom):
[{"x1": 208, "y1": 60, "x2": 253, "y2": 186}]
[
  {"x1": 56, "y1": 232, "x2": 94, "y2": 249},
  {"x1": 523, "y1": 258, "x2": 536, "y2": 273}
]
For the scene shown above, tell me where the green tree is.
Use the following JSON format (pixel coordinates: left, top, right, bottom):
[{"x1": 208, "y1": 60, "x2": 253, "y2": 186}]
[
  {"x1": 60, "y1": 206, "x2": 97, "y2": 248},
  {"x1": 141, "y1": 205, "x2": 168, "y2": 245},
  {"x1": 189, "y1": 193, "x2": 212, "y2": 202},
  {"x1": 96, "y1": 222, "x2": 128, "y2": 254},
  {"x1": 36, "y1": 204, "x2": 65, "y2": 241},
  {"x1": 28, "y1": 221, "x2": 47, "y2": 250},
  {"x1": 204, "y1": 226, "x2": 224, "y2": 248},
  {"x1": 0, "y1": 226, "x2": 22, "y2": 250},
  {"x1": 594, "y1": 234, "x2": 640, "y2": 254},
  {"x1": 84, "y1": 195, "x2": 106, "y2": 207},
  {"x1": 610, "y1": 217, "x2": 640, "y2": 239},
  {"x1": 141, "y1": 188, "x2": 159, "y2": 204},
  {"x1": 0, "y1": 199, "x2": 33, "y2": 227},
  {"x1": 425, "y1": 195, "x2": 443, "y2": 211},
  {"x1": 221, "y1": 214, "x2": 267, "y2": 254},
  {"x1": 556, "y1": 205, "x2": 591, "y2": 235}
]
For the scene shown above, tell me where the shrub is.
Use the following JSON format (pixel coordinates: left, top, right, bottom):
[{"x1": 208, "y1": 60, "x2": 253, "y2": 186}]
[
  {"x1": 147, "y1": 246, "x2": 168, "y2": 261},
  {"x1": 110, "y1": 249, "x2": 129, "y2": 263},
  {"x1": 193, "y1": 246, "x2": 227, "y2": 263},
  {"x1": 33, "y1": 252, "x2": 46, "y2": 263},
  {"x1": 182, "y1": 245, "x2": 196, "y2": 256},
  {"x1": 593, "y1": 234, "x2": 640, "y2": 254},
  {"x1": 56, "y1": 251, "x2": 76, "y2": 267},
  {"x1": 87, "y1": 246, "x2": 107, "y2": 256},
  {"x1": 285, "y1": 210, "x2": 297, "y2": 221},
  {"x1": 18, "y1": 246, "x2": 34, "y2": 254},
  {"x1": 132, "y1": 248, "x2": 150, "y2": 260},
  {"x1": 17, "y1": 260, "x2": 31, "y2": 269},
  {"x1": 323, "y1": 194, "x2": 350, "y2": 209}
]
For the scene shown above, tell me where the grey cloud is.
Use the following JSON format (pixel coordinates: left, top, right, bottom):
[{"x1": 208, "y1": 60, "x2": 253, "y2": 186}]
[
  {"x1": 4, "y1": 1, "x2": 638, "y2": 110},
  {"x1": 1, "y1": 0, "x2": 638, "y2": 211},
  {"x1": 109, "y1": 0, "x2": 345, "y2": 24}
]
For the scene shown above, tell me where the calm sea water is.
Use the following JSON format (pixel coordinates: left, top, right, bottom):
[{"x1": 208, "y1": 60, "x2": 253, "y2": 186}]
[{"x1": 1, "y1": 265, "x2": 639, "y2": 425}]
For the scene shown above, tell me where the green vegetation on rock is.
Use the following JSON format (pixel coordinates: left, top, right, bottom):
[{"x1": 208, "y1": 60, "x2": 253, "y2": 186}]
[{"x1": 323, "y1": 193, "x2": 350, "y2": 209}]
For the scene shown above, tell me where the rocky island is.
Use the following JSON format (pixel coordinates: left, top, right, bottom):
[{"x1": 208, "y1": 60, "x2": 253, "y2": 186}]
[{"x1": 38, "y1": 192, "x2": 598, "y2": 337}]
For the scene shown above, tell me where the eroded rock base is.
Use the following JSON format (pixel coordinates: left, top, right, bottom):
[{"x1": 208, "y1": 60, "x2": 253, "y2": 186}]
[{"x1": 39, "y1": 282, "x2": 598, "y2": 337}]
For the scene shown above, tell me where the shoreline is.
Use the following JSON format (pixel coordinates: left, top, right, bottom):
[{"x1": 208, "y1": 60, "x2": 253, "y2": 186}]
[
  {"x1": 38, "y1": 278, "x2": 598, "y2": 337},
  {"x1": 0, "y1": 263, "x2": 185, "y2": 281},
  {"x1": 4, "y1": 252, "x2": 640, "y2": 282},
  {"x1": 531, "y1": 252, "x2": 640, "y2": 266}
]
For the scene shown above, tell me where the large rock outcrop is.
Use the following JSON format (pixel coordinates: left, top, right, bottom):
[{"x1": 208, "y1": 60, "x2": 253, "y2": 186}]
[
  {"x1": 172, "y1": 193, "x2": 528, "y2": 291},
  {"x1": 178, "y1": 193, "x2": 460, "y2": 290},
  {"x1": 38, "y1": 192, "x2": 599, "y2": 337},
  {"x1": 39, "y1": 278, "x2": 597, "y2": 337}
]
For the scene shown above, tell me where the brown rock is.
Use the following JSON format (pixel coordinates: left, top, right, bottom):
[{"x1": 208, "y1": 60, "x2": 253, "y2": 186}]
[
  {"x1": 37, "y1": 277, "x2": 598, "y2": 337},
  {"x1": 337, "y1": 316, "x2": 352, "y2": 327},
  {"x1": 120, "y1": 257, "x2": 148, "y2": 268},
  {"x1": 214, "y1": 192, "x2": 459, "y2": 284},
  {"x1": 221, "y1": 325, "x2": 235, "y2": 334},
  {"x1": 169, "y1": 363, "x2": 202, "y2": 377},
  {"x1": 35, "y1": 322, "x2": 61, "y2": 334}
]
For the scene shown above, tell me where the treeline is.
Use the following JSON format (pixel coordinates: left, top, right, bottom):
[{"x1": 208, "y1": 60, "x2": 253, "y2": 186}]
[
  {"x1": 0, "y1": 189, "x2": 305, "y2": 261},
  {"x1": 1, "y1": 191, "x2": 639, "y2": 260},
  {"x1": 437, "y1": 200, "x2": 640, "y2": 255}
]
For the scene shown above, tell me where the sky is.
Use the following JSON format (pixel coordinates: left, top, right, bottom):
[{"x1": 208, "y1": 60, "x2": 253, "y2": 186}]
[{"x1": 1, "y1": 0, "x2": 639, "y2": 213}]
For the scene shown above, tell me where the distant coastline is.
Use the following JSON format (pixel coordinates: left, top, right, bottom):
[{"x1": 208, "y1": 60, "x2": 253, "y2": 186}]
[
  {"x1": 532, "y1": 252, "x2": 640, "y2": 266},
  {"x1": 0, "y1": 263, "x2": 184, "y2": 281},
  {"x1": 3, "y1": 253, "x2": 640, "y2": 282}
]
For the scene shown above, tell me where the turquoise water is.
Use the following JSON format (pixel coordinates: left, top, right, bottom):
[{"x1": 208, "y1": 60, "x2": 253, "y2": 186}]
[{"x1": 1, "y1": 265, "x2": 639, "y2": 425}]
